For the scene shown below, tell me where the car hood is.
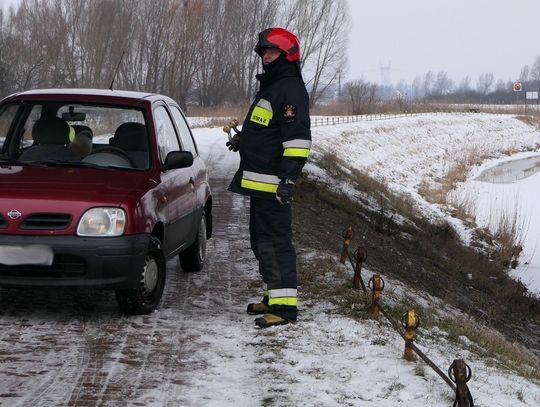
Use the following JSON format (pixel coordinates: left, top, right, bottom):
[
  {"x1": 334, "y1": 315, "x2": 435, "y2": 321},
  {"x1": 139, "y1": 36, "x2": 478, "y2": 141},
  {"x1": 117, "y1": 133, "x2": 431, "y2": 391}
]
[
  {"x1": 0, "y1": 165, "x2": 154, "y2": 204},
  {"x1": 0, "y1": 165, "x2": 157, "y2": 235}
]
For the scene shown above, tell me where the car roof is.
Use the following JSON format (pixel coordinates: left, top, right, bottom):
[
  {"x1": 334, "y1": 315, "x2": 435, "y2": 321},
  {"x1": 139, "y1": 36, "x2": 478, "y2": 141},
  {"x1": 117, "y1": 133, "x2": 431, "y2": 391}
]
[{"x1": 3, "y1": 88, "x2": 176, "y2": 105}]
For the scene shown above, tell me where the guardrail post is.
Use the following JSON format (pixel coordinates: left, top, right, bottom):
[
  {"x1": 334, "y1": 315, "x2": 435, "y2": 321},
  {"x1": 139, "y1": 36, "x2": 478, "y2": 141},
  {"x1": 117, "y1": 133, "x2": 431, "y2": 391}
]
[
  {"x1": 340, "y1": 225, "x2": 353, "y2": 264},
  {"x1": 449, "y1": 359, "x2": 473, "y2": 407},
  {"x1": 401, "y1": 309, "x2": 419, "y2": 361},
  {"x1": 353, "y1": 246, "x2": 367, "y2": 292},
  {"x1": 368, "y1": 274, "x2": 384, "y2": 319}
]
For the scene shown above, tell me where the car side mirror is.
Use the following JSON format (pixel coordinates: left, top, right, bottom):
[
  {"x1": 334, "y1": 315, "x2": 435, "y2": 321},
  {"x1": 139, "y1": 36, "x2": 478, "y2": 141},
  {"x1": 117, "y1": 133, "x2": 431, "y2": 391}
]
[{"x1": 162, "y1": 151, "x2": 193, "y2": 171}]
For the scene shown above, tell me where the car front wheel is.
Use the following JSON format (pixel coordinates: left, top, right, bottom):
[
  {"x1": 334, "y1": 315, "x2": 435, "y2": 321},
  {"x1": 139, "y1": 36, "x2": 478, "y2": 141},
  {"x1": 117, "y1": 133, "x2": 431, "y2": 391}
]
[
  {"x1": 179, "y1": 212, "x2": 207, "y2": 272},
  {"x1": 115, "y1": 236, "x2": 166, "y2": 315}
]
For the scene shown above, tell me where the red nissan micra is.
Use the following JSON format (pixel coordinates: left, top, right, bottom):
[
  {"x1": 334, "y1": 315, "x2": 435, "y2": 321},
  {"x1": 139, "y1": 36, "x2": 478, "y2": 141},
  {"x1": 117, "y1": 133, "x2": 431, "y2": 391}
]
[{"x1": 0, "y1": 89, "x2": 212, "y2": 314}]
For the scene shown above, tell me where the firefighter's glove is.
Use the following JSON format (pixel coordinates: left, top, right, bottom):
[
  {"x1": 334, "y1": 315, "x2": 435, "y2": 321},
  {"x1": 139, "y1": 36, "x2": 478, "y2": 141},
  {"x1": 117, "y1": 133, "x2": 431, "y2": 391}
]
[
  {"x1": 226, "y1": 133, "x2": 241, "y2": 152},
  {"x1": 276, "y1": 179, "x2": 295, "y2": 205}
]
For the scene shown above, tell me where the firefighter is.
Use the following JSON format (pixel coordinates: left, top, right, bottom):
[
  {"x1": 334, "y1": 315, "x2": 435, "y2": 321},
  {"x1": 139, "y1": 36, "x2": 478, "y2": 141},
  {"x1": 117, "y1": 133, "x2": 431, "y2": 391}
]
[{"x1": 227, "y1": 27, "x2": 311, "y2": 328}]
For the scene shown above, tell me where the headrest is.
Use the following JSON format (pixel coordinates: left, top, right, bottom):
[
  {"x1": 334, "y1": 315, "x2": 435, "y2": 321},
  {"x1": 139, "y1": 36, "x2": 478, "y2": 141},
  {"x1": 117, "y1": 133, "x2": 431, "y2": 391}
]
[
  {"x1": 32, "y1": 116, "x2": 70, "y2": 145},
  {"x1": 110, "y1": 122, "x2": 148, "y2": 151}
]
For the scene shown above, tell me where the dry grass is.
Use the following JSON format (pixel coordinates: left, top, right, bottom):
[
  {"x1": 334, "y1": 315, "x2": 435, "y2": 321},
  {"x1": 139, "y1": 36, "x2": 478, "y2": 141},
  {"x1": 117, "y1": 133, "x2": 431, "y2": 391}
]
[
  {"x1": 516, "y1": 113, "x2": 540, "y2": 128},
  {"x1": 440, "y1": 318, "x2": 540, "y2": 382}
]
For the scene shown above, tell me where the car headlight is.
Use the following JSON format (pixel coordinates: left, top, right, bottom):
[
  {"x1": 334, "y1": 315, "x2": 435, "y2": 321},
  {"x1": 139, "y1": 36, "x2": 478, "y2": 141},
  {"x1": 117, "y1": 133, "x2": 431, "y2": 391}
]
[{"x1": 77, "y1": 208, "x2": 126, "y2": 237}]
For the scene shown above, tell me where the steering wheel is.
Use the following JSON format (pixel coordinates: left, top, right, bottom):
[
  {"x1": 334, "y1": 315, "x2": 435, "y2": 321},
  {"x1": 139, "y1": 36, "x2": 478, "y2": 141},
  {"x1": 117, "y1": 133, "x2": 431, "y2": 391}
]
[{"x1": 87, "y1": 146, "x2": 136, "y2": 167}]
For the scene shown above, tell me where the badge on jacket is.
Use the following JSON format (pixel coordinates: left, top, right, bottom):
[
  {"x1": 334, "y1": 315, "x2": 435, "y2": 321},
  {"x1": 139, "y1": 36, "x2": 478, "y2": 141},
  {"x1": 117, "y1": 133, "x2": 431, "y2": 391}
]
[{"x1": 283, "y1": 104, "x2": 296, "y2": 123}]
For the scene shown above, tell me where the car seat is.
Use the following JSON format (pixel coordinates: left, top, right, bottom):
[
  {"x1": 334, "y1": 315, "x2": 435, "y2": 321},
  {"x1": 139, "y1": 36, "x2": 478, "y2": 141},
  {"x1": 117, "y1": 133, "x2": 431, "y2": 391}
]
[
  {"x1": 109, "y1": 122, "x2": 149, "y2": 169},
  {"x1": 19, "y1": 116, "x2": 79, "y2": 162}
]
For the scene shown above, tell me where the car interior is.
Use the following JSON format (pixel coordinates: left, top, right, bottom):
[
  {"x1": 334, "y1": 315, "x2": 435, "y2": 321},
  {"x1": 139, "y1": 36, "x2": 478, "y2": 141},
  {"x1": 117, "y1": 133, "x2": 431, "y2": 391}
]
[{"x1": 11, "y1": 103, "x2": 150, "y2": 170}]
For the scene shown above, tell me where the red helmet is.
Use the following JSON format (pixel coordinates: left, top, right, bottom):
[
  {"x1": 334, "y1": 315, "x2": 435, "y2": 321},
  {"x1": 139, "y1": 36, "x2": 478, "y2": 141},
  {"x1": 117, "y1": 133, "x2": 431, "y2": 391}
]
[{"x1": 255, "y1": 27, "x2": 300, "y2": 62}]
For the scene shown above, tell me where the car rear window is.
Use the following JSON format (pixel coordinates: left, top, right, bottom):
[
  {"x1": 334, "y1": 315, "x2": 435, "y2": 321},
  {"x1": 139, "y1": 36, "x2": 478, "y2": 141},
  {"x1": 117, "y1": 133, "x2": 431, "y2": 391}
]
[{"x1": 3, "y1": 102, "x2": 150, "y2": 170}]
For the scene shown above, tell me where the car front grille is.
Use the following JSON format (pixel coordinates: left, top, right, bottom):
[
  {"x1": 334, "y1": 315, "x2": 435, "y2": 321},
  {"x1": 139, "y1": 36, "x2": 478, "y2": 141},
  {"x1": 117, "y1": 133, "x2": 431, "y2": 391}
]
[
  {"x1": 20, "y1": 213, "x2": 72, "y2": 230},
  {"x1": 0, "y1": 254, "x2": 86, "y2": 278},
  {"x1": 0, "y1": 214, "x2": 5, "y2": 229}
]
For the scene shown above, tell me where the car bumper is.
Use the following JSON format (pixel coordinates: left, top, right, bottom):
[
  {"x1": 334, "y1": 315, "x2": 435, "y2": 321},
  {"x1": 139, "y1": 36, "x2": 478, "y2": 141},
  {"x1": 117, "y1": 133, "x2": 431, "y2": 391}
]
[{"x1": 0, "y1": 234, "x2": 150, "y2": 289}]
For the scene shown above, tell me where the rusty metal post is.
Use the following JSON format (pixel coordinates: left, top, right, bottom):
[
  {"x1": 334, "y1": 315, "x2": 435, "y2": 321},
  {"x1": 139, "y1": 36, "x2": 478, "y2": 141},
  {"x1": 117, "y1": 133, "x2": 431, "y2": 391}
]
[
  {"x1": 340, "y1": 225, "x2": 353, "y2": 264},
  {"x1": 401, "y1": 309, "x2": 419, "y2": 361},
  {"x1": 368, "y1": 274, "x2": 384, "y2": 320},
  {"x1": 353, "y1": 246, "x2": 367, "y2": 292},
  {"x1": 449, "y1": 359, "x2": 473, "y2": 407}
]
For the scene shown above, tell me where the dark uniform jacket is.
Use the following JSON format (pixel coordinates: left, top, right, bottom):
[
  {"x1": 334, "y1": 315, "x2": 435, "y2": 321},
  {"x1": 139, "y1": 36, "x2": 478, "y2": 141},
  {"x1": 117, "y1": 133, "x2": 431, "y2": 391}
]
[{"x1": 228, "y1": 58, "x2": 312, "y2": 199}]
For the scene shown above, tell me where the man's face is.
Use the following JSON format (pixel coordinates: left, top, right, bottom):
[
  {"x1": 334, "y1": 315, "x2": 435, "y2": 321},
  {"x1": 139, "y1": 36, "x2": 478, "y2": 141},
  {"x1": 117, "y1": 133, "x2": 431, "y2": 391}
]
[{"x1": 262, "y1": 48, "x2": 281, "y2": 65}]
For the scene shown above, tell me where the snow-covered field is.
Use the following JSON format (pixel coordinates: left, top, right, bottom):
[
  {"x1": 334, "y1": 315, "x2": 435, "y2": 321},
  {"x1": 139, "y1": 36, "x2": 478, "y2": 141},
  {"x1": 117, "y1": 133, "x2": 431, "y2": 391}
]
[
  {"x1": 188, "y1": 113, "x2": 540, "y2": 406},
  {"x1": 301, "y1": 114, "x2": 540, "y2": 295}
]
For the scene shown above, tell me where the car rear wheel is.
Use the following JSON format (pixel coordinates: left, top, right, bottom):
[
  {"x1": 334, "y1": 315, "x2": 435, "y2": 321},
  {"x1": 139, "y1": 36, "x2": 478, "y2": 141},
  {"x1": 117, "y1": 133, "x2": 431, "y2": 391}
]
[
  {"x1": 179, "y1": 213, "x2": 207, "y2": 272},
  {"x1": 115, "y1": 236, "x2": 166, "y2": 315}
]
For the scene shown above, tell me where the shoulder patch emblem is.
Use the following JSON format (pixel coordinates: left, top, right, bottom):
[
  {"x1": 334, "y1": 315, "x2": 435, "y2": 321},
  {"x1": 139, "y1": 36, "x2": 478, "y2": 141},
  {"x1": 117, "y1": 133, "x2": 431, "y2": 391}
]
[{"x1": 283, "y1": 104, "x2": 296, "y2": 123}]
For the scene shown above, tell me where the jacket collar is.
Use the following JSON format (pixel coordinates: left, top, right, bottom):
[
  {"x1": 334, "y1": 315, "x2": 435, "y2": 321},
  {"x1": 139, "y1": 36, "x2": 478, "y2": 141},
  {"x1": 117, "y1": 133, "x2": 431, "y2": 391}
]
[{"x1": 256, "y1": 57, "x2": 301, "y2": 89}]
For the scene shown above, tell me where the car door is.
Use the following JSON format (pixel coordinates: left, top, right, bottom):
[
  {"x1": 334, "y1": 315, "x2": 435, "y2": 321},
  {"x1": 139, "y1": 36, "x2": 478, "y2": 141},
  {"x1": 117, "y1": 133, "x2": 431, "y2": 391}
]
[
  {"x1": 153, "y1": 104, "x2": 196, "y2": 255},
  {"x1": 169, "y1": 105, "x2": 206, "y2": 213}
]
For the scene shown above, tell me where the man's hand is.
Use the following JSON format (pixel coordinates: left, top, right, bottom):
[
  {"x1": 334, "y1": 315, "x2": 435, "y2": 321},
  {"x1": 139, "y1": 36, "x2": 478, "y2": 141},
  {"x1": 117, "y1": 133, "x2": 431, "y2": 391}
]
[
  {"x1": 276, "y1": 179, "x2": 295, "y2": 205},
  {"x1": 226, "y1": 133, "x2": 240, "y2": 152}
]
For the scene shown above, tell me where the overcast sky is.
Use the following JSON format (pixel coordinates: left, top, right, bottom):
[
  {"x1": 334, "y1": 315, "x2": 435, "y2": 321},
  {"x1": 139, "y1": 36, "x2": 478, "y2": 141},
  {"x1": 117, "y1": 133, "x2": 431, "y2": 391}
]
[{"x1": 346, "y1": 0, "x2": 540, "y2": 85}]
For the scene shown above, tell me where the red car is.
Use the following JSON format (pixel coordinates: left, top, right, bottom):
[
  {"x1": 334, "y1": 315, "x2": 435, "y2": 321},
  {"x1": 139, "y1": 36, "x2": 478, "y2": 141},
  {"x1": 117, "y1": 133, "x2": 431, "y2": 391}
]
[{"x1": 0, "y1": 89, "x2": 212, "y2": 314}]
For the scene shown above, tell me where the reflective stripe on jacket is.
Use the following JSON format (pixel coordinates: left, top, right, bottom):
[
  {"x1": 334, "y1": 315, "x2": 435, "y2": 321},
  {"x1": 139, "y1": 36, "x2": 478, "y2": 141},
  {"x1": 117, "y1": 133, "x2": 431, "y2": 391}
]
[{"x1": 229, "y1": 62, "x2": 311, "y2": 199}]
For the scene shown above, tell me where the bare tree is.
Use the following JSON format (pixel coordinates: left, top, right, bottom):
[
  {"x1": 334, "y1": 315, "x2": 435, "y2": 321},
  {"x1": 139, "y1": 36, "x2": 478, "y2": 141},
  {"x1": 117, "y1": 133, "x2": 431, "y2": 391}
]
[
  {"x1": 422, "y1": 71, "x2": 434, "y2": 96},
  {"x1": 281, "y1": 0, "x2": 350, "y2": 107},
  {"x1": 457, "y1": 76, "x2": 472, "y2": 93},
  {"x1": 411, "y1": 75, "x2": 423, "y2": 99},
  {"x1": 345, "y1": 79, "x2": 377, "y2": 115},
  {"x1": 433, "y1": 71, "x2": 454, "y2": 96},
  {"x1": 0, "y1": 0, "x2": 352, "y2": 108},
  {"x1": 476, "y1": 72, "x2": 495, "y2": 95},
  {"x1": 530, "y1": 55, "x2": 540, "y2": 84},
  {"x1": 519, "y1": 65, "x2": 530, "y2": 82}
]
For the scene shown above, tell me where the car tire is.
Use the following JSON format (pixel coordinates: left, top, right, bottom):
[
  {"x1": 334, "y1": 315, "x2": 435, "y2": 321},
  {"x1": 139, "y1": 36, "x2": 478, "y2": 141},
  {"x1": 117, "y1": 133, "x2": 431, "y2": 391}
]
[
  {"x1": 115, "y1": 236, "x2": 166, "y2": 315},
  {"x1": 179, "y1": 212, "x2": 207, "y2": 272}
]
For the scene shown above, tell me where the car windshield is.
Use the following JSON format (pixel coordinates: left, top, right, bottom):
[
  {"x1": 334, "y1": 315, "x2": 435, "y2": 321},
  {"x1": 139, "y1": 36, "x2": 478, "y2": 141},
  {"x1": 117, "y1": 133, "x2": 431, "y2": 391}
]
[{"x1": 0, "y1": 102, "x2": 150, "y2": 170}]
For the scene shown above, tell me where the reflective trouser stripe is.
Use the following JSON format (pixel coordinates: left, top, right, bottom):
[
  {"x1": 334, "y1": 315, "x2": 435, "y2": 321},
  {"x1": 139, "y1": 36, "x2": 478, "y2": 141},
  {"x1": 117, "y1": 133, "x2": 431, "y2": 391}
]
[
  {"x1": 268, "y1": 288, "x2": 297, "y2": 307},
  {"x1": 268, "y1": 296, "x2": 297, "y2": 306},
  {"x1": 241, "y1": 171, "x2": 279, "y2": 193},
  {"x1": 283, "y1": 147, "x2": 310, "y2": 158}
]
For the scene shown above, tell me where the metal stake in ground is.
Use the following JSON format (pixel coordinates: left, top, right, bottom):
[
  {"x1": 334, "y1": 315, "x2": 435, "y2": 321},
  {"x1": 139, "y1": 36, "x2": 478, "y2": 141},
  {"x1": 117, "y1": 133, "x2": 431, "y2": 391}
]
[
  {"x1": 353, "y1": 246, "x2": 367, "y2": 292},
  {"x1": 401, "y1": 309, "x2": 419, "y2": 361},
  {"x1": 449, "y1": 359, "x2": 474, "y2": 407},
  {"x1": 345, "y1": 248, "x2": 367, "y2": 295},
  {"x1": 340, "y1": 225, "x2": 353, "y2": 264},
  {"x1": 368, "y1": 274, "x2": 384, "y2": 320}
]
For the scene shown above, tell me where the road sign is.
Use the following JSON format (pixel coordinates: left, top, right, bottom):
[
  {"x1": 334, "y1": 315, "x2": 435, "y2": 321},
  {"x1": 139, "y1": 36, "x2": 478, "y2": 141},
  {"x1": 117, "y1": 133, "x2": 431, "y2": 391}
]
[
  {"x1": 526, "y1": 91, "x2": 538, "y2": 100},
  {"x1": 513, "y1": 82, "x2": 522, "y2": 92}
]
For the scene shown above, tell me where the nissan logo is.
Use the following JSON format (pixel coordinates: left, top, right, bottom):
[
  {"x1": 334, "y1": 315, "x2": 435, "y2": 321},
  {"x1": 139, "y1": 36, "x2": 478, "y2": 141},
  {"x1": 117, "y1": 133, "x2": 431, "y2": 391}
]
[{"x1": 7, "y1": 210, "x2": 22, "y2": 219}]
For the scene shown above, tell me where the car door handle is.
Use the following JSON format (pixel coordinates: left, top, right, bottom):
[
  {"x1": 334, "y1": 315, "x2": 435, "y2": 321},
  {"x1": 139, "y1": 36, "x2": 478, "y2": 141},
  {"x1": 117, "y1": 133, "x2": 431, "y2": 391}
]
[
  {"x1": 160, "y1": 195, "x2": 168, "y2": 204},
  {"x1": 189, "y1": 177, "x2": 195, "y2": 190}
]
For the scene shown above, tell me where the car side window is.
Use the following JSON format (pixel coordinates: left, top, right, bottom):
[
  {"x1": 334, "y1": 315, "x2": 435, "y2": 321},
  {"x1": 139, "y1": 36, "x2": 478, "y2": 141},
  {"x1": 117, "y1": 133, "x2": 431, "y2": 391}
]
[
  {"x1": 170, "y1": 106, "x2": 197, "y2": 155},
  {"x1": 0, "y1": 104, "x2": 19, "y2": 150},
  {"x1": 154, "y1": 105, "x2": 180, "y2": 164}
]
